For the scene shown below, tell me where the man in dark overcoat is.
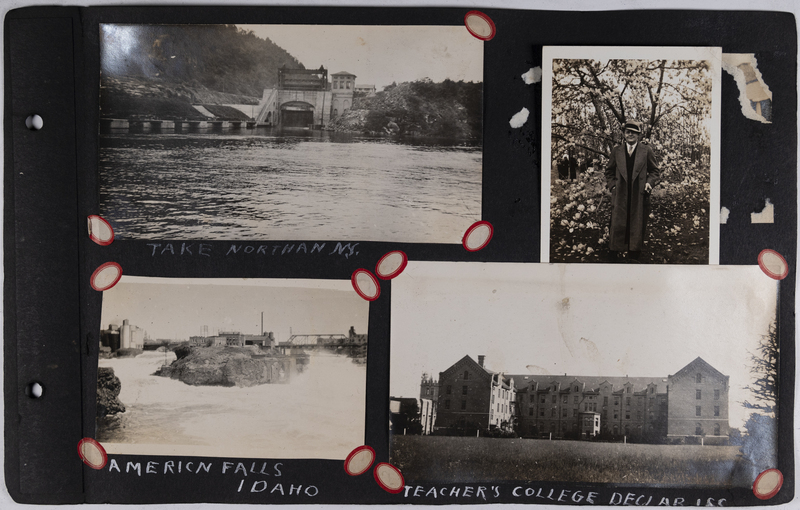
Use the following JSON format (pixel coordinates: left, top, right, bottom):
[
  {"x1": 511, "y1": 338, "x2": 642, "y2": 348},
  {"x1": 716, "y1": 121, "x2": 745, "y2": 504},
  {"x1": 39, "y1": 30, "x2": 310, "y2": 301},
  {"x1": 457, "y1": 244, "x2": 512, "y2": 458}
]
[{"x1": 604, "y1": 120, "x2": 660, "y2": 261}]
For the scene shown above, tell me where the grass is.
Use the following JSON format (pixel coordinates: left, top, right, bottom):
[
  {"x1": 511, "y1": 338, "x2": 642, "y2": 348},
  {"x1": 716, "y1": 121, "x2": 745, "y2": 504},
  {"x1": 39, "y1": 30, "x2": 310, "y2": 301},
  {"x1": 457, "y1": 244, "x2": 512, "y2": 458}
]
[{"x1": 391, "y1": 435, "x2": 750, "y2": 487}]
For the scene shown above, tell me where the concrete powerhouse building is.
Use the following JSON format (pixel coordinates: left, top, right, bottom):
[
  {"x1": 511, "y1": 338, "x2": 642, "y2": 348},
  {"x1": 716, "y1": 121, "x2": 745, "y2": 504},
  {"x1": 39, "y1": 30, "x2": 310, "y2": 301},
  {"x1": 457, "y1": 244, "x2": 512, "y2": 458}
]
[{"x1": 421, "y1": 355, "x2": 730, "y2": 444}]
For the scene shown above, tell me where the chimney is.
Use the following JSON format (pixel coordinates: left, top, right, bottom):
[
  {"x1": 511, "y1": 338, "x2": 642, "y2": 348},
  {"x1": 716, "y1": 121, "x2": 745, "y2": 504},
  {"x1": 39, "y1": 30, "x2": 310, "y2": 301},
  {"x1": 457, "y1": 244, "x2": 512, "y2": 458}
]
[{"x1": 478, "y1": 355, "x2": 485, "y2": 367}]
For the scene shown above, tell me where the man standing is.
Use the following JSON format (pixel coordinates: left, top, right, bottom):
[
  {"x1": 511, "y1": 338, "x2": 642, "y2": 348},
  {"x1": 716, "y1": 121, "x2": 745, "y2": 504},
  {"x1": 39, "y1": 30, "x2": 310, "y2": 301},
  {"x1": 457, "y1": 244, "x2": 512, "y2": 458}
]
[{"x1": 604, "y1": 120, "x2": 660, "y2": 261}]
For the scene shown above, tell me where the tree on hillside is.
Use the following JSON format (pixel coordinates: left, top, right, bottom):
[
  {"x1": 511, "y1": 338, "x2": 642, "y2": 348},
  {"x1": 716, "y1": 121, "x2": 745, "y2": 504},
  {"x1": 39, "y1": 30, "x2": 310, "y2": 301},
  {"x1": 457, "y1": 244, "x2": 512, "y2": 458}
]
[
  {"x1": 740, "y1": 319, "x2": 779, "y2": 475},
  {"x1": 742, "y1": 319, "x2": 779, "y2": 416}
]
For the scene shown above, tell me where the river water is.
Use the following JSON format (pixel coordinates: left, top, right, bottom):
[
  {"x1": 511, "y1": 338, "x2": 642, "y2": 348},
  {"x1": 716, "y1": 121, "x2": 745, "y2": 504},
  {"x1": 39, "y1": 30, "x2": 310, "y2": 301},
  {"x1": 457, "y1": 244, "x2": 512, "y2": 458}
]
[
  {"x1": 97, "y1": 351, "x2": 367, "y2": 459},
  {"x1": 99, "y1": 131, "x2": 482, "y2": 242}
]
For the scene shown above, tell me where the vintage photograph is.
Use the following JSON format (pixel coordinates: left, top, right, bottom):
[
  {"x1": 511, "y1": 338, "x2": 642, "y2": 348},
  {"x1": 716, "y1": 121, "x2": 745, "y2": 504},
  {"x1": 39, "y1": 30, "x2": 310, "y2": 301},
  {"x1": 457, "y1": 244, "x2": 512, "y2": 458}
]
[
  {"x1": 389, "y1": 262, "x2": 778, "y2": 486},
  {"x1": 96, "y1": 277, "x2": 369, "y2": 459},
  {"x1": 98, "y1": 24, "x2": 483, "y2": 243},
  {"x1": 540, "y1": 46, "x2": 721, "y2": 264}
]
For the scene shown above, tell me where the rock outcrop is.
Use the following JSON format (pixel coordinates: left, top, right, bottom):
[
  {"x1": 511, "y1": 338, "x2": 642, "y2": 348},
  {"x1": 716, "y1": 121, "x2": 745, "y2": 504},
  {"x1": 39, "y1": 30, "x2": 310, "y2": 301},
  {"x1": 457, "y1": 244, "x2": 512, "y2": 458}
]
[
  {"x1": 155, "y1": 346, "x2": 296, "y2": 387},
  {"x1": 96, "y1": 367, "x2": 126, "y2": 418}
]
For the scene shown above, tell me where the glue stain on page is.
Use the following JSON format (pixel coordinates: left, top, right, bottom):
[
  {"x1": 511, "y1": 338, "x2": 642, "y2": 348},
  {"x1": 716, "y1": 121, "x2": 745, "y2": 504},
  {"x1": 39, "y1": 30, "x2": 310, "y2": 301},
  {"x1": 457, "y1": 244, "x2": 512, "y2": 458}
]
[
  {"x1": 750, "y1": 199, "x2": 774, "y2": 224},
  {"x1": 509, "y1": 107, "x2": 529, "y2": 128},
  {"x1": 721, "y1": 54, "x2": 773, "y2": 123}
]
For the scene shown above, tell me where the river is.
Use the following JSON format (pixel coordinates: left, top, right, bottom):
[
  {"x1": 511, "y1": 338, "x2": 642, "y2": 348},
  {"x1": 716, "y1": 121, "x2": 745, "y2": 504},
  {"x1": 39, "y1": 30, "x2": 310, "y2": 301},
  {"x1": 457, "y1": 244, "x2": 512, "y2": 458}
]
[
  {"x1": 99, "y1": 131, "x2": 482, "y2": 242},
  {"x1": 97, "y1": 351, "x2": 367, "y2": 459}
]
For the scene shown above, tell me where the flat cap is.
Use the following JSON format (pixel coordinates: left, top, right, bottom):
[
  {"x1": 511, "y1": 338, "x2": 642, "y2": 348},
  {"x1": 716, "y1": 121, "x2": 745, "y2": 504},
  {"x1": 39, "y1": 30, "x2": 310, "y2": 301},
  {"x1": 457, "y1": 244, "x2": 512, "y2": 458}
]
[{"x1": 623, "y1": 120, "x2": 642, "y2": 133}]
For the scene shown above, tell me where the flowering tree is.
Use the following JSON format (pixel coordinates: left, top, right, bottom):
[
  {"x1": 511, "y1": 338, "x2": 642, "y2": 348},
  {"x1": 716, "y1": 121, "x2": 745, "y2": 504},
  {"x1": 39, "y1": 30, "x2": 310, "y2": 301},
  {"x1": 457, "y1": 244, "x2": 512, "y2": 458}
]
[{"x1": 549, "y1": 58, "x2": 713, "y2": 263}]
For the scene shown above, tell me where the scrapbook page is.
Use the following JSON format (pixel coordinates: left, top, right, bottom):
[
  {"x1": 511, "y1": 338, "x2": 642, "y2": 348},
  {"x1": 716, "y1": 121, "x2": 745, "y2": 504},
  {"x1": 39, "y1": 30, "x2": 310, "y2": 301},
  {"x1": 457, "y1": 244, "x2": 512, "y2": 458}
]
[{"x1": 3, "y1": 2, "x2": 797, "y2": 507}]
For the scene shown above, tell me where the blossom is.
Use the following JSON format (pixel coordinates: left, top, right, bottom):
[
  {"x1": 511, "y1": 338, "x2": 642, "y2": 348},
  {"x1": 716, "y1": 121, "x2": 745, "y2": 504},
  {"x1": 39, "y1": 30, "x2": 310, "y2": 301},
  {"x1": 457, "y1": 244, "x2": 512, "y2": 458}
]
[
  {"x1": 577, "y1": 204, "x2": 586, "y2": 212},
  {"x1": 573, "y1": 212, "x2": 581, "y2": 220},
  {"x1": 586, "y1": 247, "x2": 595, "y2": 254}
]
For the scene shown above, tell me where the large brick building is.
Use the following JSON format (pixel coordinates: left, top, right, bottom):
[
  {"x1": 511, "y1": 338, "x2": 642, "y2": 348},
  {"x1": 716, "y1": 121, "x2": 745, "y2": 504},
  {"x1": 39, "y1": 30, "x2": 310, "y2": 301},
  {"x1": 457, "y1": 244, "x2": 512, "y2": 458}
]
[{"x1": 425, "y1": 355, "x2": 730, "y2": 444}]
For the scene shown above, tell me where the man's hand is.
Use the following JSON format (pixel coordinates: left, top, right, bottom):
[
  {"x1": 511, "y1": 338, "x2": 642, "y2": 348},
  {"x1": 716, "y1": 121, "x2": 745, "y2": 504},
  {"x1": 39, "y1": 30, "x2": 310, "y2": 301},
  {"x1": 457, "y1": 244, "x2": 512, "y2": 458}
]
[{"x1": 645, "y1": 183, "x2": 653, "y2": 193}]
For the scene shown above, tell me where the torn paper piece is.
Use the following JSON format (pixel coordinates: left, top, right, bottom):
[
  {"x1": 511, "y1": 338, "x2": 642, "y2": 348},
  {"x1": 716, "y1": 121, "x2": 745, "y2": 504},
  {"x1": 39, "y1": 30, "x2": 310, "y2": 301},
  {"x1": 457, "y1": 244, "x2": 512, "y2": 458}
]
[
  {"x1": 522, "y1": 67, "x2": 542, "y2": 85},
  {"x1": 721, "y1": 53, "x2": 773, "y2": 123},
  {"x1": 509, "y1": 107, "x2": 529, "y2": 128},
  {"x1": 751, "y1": 199, "x2": 774, "y2": 224},
  {"x1": 720, "y1": 206, "x2": 730, "y2": 224}
]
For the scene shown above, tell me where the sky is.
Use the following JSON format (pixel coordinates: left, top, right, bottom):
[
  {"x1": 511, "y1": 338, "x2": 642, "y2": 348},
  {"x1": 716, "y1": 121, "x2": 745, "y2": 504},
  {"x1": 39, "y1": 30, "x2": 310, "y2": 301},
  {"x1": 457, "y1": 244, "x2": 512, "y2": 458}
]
[
  {"x1": 238, "y1": 24, "x2": 483, "y2": 90},
  {"x1": 390, "y1": 262, "x2": 778, "y2": 429},
  {"x1": 99, "y1": 276, "x2": 369, "y2": 343}
]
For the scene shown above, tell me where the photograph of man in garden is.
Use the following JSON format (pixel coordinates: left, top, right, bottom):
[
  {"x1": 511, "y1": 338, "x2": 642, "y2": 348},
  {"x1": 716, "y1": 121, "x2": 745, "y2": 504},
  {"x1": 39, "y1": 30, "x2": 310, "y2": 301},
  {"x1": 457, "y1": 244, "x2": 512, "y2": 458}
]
[
  {"x1": 541, "y1": 47, "x2": 721, "y2": 264},
  {"x1": 605, "y1": 120, "x2": 660, "y2": 262}
]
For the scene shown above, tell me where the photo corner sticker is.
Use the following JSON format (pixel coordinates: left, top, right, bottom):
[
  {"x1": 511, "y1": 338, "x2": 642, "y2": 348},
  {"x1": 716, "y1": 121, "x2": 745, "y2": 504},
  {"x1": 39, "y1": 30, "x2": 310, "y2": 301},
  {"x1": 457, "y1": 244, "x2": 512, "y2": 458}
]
[
  {"x1": 753, "y1": 468, "x2": 783, "y2": 500},
  {"x1": 464, "y1": 11, "x2": 495, "y2": 41},
  {"x1": 375, "y1": 251, "x2": 408, "y2": 280},
  {"x1": 351, "y1": 269, "x2": 381, "y2": 301},
  {"x1": 77, "y1": 438, "x2": 107, "y2": 470},
  {"x1": 463, "y1": 221, "x2": 493, "y2": 252},
  {"x1": 87, "y1": 215, "x2": 114, "y2": 246},
  {"x1": 344, "y1": 445, "x2": 375, "y2": 476},
  {"x1": 90, "y1": 262, "x2": 123, "y2": 291},
  {"x1": 757, "y1": 249, "x2": 789, "y2": 280},
  {"x1": 373, "y1": 462, "x2": 404, "y2": 494}
]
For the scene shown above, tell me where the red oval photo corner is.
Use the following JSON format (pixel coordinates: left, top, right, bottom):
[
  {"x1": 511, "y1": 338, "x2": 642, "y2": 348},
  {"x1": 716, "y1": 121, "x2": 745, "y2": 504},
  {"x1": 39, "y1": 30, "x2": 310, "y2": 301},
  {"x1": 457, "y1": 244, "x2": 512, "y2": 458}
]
[
  {"x1": 87, "y1": 215, "x2": 115, "y2": 246},
  {"x1": 758, "y1": 249, "x2": 789, "y2": 280},
  {"x1": 753, "y1": 468, "x2": 783, "y2": 500},
  {"x1": 78, "y1": 438, "x2": 107, "y2": 470},
  {"x1": 344, "y1": 445, "x2": 375, "y2": 476},
  {"x1": 463, "y1": 221, "x2": 494, "y2": 252},
  {"x1": 375, "y1": 251, "x2": 408, "y2": 280},
  {"x1": 351, "y1": 269, "x2": 380, "y2": 301},
  {"x1": 464, "y1": 11, "x2": 496, "y2": 41},
  {"x1": 90, "y1": 262, "x2": 123, "y2": 291},
  {"x1": 373, "y1": 462, "x2": 404, "y2": 494}
]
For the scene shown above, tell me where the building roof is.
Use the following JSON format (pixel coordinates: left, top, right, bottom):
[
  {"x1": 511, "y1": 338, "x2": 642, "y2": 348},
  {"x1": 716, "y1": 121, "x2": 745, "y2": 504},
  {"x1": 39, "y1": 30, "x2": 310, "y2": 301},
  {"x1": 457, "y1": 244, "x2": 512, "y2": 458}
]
[
  {"x1": 332, "y1": 71, "x2": 356, "y2": 77},
  {"x1": 508, "y1": 374, "x2": 668, "y2": 393}
]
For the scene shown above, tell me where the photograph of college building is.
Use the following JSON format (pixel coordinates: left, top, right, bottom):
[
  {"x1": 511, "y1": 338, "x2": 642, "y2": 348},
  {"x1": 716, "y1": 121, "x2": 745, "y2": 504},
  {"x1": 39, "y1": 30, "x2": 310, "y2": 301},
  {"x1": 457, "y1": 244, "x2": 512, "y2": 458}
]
[{"x1": 417, "y1": 355, "x2": 730, "y2": 444}]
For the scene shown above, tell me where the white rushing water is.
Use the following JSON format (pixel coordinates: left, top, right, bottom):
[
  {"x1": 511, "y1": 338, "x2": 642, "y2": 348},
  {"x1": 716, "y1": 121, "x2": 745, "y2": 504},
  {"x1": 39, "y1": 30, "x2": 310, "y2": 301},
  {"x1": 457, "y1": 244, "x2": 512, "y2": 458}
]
[{"x1": 98, "y1": 351, "x2": 366, "y2": 459}]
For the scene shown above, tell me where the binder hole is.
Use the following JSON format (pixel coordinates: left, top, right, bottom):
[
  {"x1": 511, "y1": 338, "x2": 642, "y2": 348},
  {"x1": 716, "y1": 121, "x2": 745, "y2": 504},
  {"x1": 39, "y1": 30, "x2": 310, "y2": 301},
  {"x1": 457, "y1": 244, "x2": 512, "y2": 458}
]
[
  {"x1": 25, "y1": 382, "x2": 44, "y2": 398},
  {"x1": 25, "y1": 114, "x2": 43, "y2": 131}
]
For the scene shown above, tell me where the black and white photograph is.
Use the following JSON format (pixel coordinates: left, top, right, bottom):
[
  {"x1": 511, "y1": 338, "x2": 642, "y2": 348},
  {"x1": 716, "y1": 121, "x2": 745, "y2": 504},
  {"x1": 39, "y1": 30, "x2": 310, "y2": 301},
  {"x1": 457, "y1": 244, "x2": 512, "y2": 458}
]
[
  {"x1": 389, "y1": 262, "x2": 777, "y2": 486},
  {"x1": 541, "y1": 46, "x2": 721, "y2": 264},
  {"x1": 98, "y1": 24, "x2": 483, "y2": 243},
  {"x1": 96, "y1": 277, "x2": 369, "y2": 459}
]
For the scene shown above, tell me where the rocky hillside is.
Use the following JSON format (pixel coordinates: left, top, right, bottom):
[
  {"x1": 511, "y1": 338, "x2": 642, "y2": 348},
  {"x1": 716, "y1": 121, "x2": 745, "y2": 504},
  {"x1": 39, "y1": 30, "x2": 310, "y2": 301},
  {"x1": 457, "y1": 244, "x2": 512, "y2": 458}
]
[
  {"x1": 96, "y1": 367, "x2": 125, "y2": 418},
  {"x1": 332, "y1": 79, "x2": 482, "y2": 140},
  {"x1": 100, "y1": 76, "x2": 259, "y2": 120}
]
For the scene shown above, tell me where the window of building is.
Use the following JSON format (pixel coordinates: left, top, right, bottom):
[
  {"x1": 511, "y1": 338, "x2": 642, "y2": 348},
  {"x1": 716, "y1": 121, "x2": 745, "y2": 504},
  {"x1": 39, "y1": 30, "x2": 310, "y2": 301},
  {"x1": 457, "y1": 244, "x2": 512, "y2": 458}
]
[
  {"x1": 551, "y1": 409, "x2": 556, "y2": 418},
  {"x1": 461, "y1": 400, "x2": 466, "y2": 410},
  {"x1": 446, "y1": 385, "x2": 451, "y2": 395},
  {"x1": 714, "y1": 423, "x2": 720, "y2": 436},
  {"x1": 626, "y1": 387, "x2": 631, "y2": 393},
  {"x1": 574, "y1": 386, "x2": 579, "y2": 392},
  {"x1": 562, "y1": 396, "x2": 568, "y2": 404},
  {"x1": 530, "y1": 394, "x2": 535, "y2": 403},
  {"x1": 550, "y1": 423, "x2": 556, "y2": 432},
  {"x1": 614, "y1": 413, "x2": 618, "y2": 419},
  {"x1": 346, "y1": 81, "x2": 351, "y2": 89},
  {"x1": 572, "y1": 409, "x2": 578, "y2": 417},
  {"x1": 529, "y1": 408, "x2": 534, "y2": 416},
  {"x1": 492, "y1": 395, "x2": 494, "y2": 404},
  {"x1": 626, "y1": 397, "x2": 631, "y2": 406},
  {"x1": 574, "y1": 396, "x2": 579, "y2": 404},
  {"x1": 540, "y1": 410, "x2": 545, "y2": 417},
  {"x1": 604, "y1": 396, "x2": 608, "y2": 406},
  {"x1": 445, "y1": 400, "x2": 450, "y2": 409},
  {"x1": 562, "y1": 409, "x2": 568, "y2": 418},
  {"x1": 714, "y1": 389, "x2": 720, "y2": 400},
  {"x1": 696, "y1": 389, "x2": 702, "y2": 400},
  {"x1": 696, "y1": 406, "x2": 702, "y2": 416},
  {"x1": 540, "y1": 396, "x2": 546, "y2": 404},
  {"x1": 615, "y1": 398, "x2": 619, "y2": 406},
  {"x1": 464, "y1": 371, "x2": 469, "y2": 380},
  {"x1": 697, "y1": 373, "x2": 702, "y2": 383},
  {"x1": 714, "y1": 406, "x2": 720, "y2": 417},
  {"x1": 552, "y1": 395, "x2": 556, "y2": 404},
  {"x1": 462, "y1": 386, "x2": 468, "y2": 395},
  {"x1": 625, "y1": 413, "x2": 630, "y2": 420},
  {"x1": 695, "y1": 423, "x2": 703, "y2": 435},
  {"x1": 650, "y1": 387, "x2": 654, "y2": 394}
]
